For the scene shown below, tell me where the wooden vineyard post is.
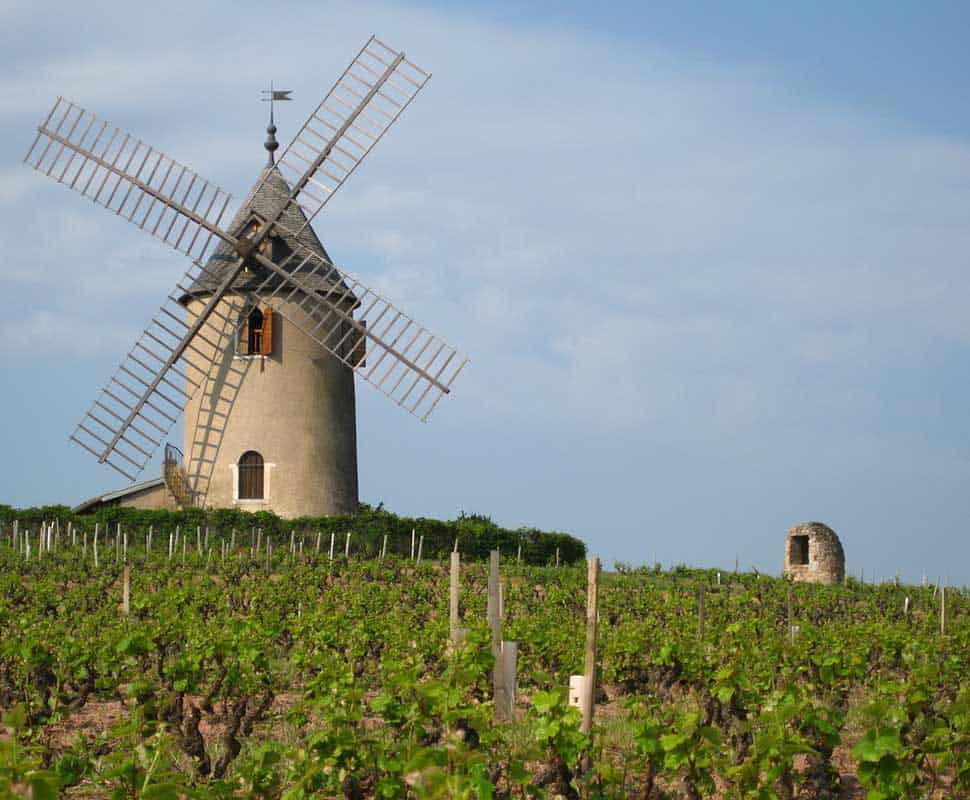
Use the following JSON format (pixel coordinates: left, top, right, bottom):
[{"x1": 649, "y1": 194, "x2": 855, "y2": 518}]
[
  {"x1": 147, "y1": 526, "x2": 153, "y2": 556},
  {"x1": 941, "y1": 579, "x2": 947, "y2": 635},
  {"x1": 82, "y1": 529, "x2": 87, "y2": 558},
  {"x1": 122, "y1": 564, "x2": 130, "y2": 616},
  {"x1": 93, "y1": 524, "x2": 99, "y2": 568},
  {"x1": 123, "y1": 532, "x2": 128, "y2": 563},
  {"x1": 904, "y1": 596, "x2": 910, "y2": 618},
  {"x1": 517, "y1": 542, "x2": 522, "y2": 564},
  {"x1": 196, "y1": 526, "x2": 202, "y2": 555},
  {"x1": 487, "y1": 550, "x2": 508, "y2": 720},
  {"x1": 345, "y1": 531, "x2": 352, "y2": 559},
  {"x1": 555, "y1": 547, "x2": 560, "y2": 567},
  {"x1": 581, "y1": 557, "x2": 601, "y2": 734},
  {"x1": 698, "y1": 586, "x2": 706, "y2": 640},
  {"x1": 787, "y1": 587, "x2": 794, "y2": 643},
  {"x1": 450, "y1": 551, "x2": 461, "y2": 646},
  {"x1": 381, "y1": 534, "x2": 388, "y2": 561},
  {"x1": 231, "y1": 528, "x2": 236, "y2": 553},
  {"x1": 290, "y1": 530, "x2": 296, "y2": 556},
  {"x1": 316, "y1": 531, "x2": 322, "y2": 554},
  {"x1": 500, "y1": 641, "x2": 518, "y2": 717},
  {"x1": 416, "y1": 535, "x2": 424, "y2": 564},
  {"x1": 168, "y1": 531, "x2": 173, "y2": 560},
  {"x1": 411, "y1": 528, "x2": 416, "y2": 561}
]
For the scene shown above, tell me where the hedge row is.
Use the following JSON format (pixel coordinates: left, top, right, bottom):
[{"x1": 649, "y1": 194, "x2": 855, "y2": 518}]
[{"x1": 0, "y1": 504, "x2": 586, "y2": 565}]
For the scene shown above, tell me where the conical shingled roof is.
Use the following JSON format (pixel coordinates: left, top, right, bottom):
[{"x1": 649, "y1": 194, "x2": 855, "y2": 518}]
[{"x1": 182, "y1": 166, "x2": 352, "y2": 300}]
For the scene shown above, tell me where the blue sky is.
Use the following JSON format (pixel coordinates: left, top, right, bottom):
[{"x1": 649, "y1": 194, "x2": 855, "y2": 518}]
[{"x1": 2, "y1": 0, "x2": 969, "y2": 583}]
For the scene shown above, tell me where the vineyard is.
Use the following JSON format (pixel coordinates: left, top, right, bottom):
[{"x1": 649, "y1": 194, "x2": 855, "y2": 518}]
[{"x1": 1, "y1": 521, "x2": 969, "y2": 799}]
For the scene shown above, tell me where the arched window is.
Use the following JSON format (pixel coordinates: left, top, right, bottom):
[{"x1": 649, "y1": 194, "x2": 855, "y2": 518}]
[
  {"x1": 237, "y1": 307, "x2": 274, "y2": 356},
  {"x1": 247, "y1": 308, "x2": 264, "y2": 355},
  {"x1": 238, "y1": 451, "x2": 264, "y2": 499}
]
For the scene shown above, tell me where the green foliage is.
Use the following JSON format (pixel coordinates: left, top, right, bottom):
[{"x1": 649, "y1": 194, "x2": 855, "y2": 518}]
[
  {"x1": 0, "y1": 503, "x2": 586, "y2": 565},
  {"x1": 0, "y1": 537, "x2": 968, "y2": 797},
  {"x1": 0, "y1": 706, "x2": 61, "y2": 800}
]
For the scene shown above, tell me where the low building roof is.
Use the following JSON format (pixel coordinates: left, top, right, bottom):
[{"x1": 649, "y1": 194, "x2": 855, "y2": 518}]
[{"x1": 72, "y1": 477, "x2": 166, "y2": 514}]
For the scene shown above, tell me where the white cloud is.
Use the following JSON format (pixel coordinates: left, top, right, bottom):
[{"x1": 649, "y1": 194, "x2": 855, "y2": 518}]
[{"x1": 0, "y1": 310, "x2": 137, "y2": 357}]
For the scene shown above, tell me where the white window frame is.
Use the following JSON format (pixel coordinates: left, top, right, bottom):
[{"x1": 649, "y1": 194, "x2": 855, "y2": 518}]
[{"x1": 230, "y1": 460, "x2": 275, "y2": 504}]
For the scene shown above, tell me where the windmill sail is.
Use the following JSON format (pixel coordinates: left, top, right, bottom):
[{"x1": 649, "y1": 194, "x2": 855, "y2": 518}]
[
  {"x1": 260, "y1": 35, "x2": 431, "y2": 239},
  {"x1": 24, "y1": 98, "x2": 233, "y2": 264},
  {"x1": 252, "y1": 242, "x2": 467, "y2": 421}
]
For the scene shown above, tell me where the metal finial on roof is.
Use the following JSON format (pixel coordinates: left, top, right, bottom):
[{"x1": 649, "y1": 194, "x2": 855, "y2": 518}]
[{"x1": 261, "y1": 82, "x2": 292, "y2": 166}]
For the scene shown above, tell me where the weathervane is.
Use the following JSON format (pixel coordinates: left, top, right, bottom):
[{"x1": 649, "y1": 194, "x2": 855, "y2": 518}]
[{"x1": 261, "y1": 82, "x2": 292, "y2": 165}]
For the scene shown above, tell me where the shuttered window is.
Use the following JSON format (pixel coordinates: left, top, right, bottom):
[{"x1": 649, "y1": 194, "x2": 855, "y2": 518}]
[
  {"x1": 237, "y1": 307, "x2": 273, "y2": 356},
  {"x1": 238, "y1": 451, "x2": 264, "y2": 499},
  {"x1": 247, "y1": 308, "x2": 264, "y2": 355}
]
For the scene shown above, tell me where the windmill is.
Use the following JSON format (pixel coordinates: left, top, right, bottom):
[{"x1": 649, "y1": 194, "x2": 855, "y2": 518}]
[{"x1": 24, "y1": 36, "x2": 468, "y2": 517}]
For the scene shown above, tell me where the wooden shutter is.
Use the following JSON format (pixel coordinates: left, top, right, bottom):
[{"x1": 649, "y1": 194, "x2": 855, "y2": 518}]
[
  {"x1": 260, "y1": 307, "x2": 273, "y2": 356},
  {"x1": 351, "y1": 319, "x2": 366, "y2": 368},
  {"x1": 238, "y1": 314, "x2": 251, "y2": 355}
]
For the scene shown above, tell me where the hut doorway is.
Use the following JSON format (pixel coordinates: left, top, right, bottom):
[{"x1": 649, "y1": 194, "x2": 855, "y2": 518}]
[{"x1": 791, "y1": 534, "x2": 809, "y2": 565}]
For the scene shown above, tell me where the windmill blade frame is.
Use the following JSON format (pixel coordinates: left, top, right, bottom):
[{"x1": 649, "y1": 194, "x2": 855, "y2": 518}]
[
  {"x1": 263, "y1": 35, "x2": 431, "y2": 238},
  {"x1": 248, "y1": 243, "x2": 468, "y2": 421},
  {"x1": 24, "y1": 98, "x2": 234, "y2": 265}
]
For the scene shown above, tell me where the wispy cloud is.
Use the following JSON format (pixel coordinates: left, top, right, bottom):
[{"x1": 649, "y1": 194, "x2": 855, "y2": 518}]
[{"x1": 0, "y1": 310, "x2": 137, "y2": 357}]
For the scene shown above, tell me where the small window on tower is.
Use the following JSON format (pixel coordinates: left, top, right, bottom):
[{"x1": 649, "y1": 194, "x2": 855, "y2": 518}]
[
  {"x1": 237, "y1": 307, "x2": 273, "y2": 356},
  {"x1": 238, "y1": 451, "x2": 264, "y2": 499}
]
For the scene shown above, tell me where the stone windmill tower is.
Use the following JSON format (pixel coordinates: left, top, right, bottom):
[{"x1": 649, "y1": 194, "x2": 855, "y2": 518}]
[
  {"x1": 178, "y1": 116, "x2": 360, "y2": 517},
  {"x1": 26, "y1": 37, "x2": 469, "y2": 518}
]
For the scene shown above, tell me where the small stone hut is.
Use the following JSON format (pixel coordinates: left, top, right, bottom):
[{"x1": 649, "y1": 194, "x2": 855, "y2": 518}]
[{"x1": 783, "y1": 522, "x2": 845, "y2": 585}]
